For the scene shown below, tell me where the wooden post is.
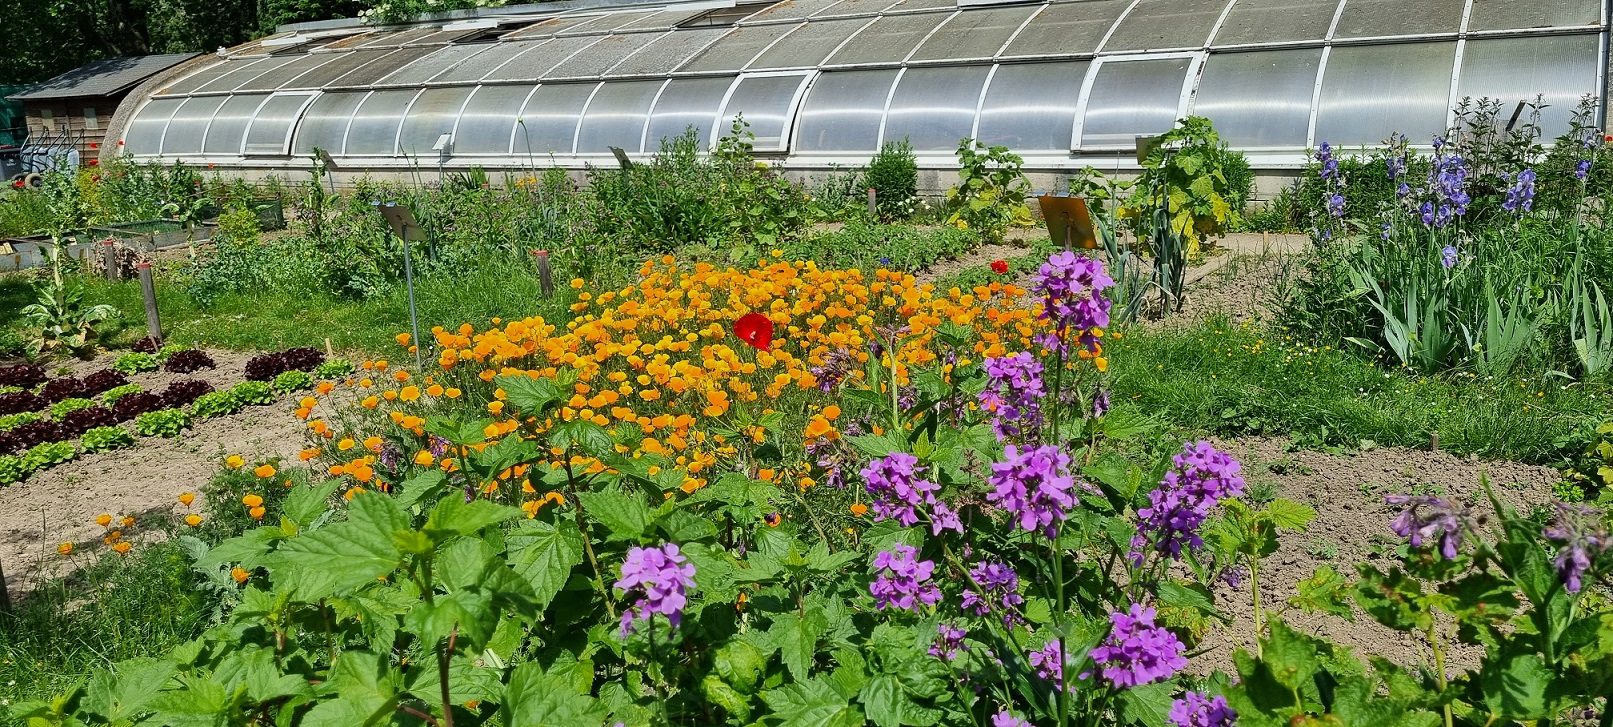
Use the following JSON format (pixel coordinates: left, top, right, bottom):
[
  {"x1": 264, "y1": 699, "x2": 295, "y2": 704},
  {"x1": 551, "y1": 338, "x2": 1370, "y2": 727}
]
[
  {"x1": 136, "y1": 261, "x2": 163, "y2": 343},
  {"x1": 0, "y1": 556, "x2": 11, "y2": 613},
  {"x1": 534, "y1": 249, "x2": 554, "y2": 297},
  {"x1": 866, "y1": 188, "x2": 877, "y2": 218},
  {"x1": 101, "y1": 239, "x2": 119, "y2": 281}
]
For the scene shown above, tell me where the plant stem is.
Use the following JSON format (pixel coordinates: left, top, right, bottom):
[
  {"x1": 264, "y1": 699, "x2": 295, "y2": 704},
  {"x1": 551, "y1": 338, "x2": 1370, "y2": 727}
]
[
  {"x1": 1428, "y1": 622, "x2": 1451, "y2": 727},
  {"x1": 564, "y1": 457, "x2": 618, "y2": 620},
  {"x1": 1249, "y1": 557, "x2": 1263, "y2": 659},
  {"x1": 439, "y1": 625, "x2": 458, "y2": 727},
  {"x1": 1051, "y1": 528, "x2": 1067, "y2": 727}
]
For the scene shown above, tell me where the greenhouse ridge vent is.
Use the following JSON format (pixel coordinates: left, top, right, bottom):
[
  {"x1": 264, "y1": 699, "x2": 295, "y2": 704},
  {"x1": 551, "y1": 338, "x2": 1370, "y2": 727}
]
[{"x1": 104, "y1": 0, "x2": 1610, "y2": 189}]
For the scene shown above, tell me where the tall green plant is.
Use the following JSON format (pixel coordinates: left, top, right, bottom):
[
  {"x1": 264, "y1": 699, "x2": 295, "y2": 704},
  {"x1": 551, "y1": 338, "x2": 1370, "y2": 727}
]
[
  {"x1": 944, "y1": 139, "x2": 1032, "y2": 243},
  {"x1": 22, "y1": 247, "x2": 116, "y2": 358},
  {"x1": 865, "y1": 139, "x2": 918, "y2": 222}
]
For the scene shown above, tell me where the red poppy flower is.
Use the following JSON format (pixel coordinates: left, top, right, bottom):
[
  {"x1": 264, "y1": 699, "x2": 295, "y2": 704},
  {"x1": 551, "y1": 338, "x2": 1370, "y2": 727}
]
[
  {"x1": 88, "y1": 142, "x2": 99, "y2": 150},
  {"x1": 733, "y1": 312, "x2": 773, "y2": 351},
  {"x1": 991, "y1": 259, "x2": 1009, "y2": 274}
]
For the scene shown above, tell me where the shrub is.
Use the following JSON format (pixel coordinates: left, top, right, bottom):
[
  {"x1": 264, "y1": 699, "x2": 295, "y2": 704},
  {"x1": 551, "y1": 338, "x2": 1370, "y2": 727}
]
[
  {"x1": 79, "y1": 425, "x2": 134, "y2": 452},
  {"x1": 0, "y1": 363, "x2": 46, "y2": 389},
  {"x1": 866, "y1": 139, "x2": 919, "y2": 222},
  {"x1": 190, "y1": 390, "x2": 243, "y2": 419},
  {"x1": 21, "y1": 440, "x2": 75, "y2": 471},
  {"x1": 945, "y1": 139, "x2": 1033, "y2": 243},
  {"x1": 0, "y1": 391, "x2": 42, "y2": 415},
  {"x1": 0, "y1": 411, "x2": 43, "y2": 431},
  {"x1": 163, "y1": 349, "x2": 216, "y2": 374},
  {"x1": 101, "y1": 383, "x2": 142, "y2": 406},
  {"x1": 49, "y1": 397, "x2": 95, "y2": 419},
  {"x1": 0, "y1": 453, "x2": 25, "y2": 484},
  {"x1": 160, "y1": 379, "x2": 215, "y2": 408},
  {"x1": 113, "y1": 353, "x2": 160, "y2": 375},
  {"x1": 314, "y1": 358, "x2": 356, "y2": 379},
  {"x1": 8, "y1": 419, "x2": 61, "y2": 451},
  {"x1": 37, "y1": 377, "x2": 88, "y2": 404},
  {"x1": 81, "y1": 368, "x2": 129, "y2": 396},
  {"x1": 130, "y1": 336, "x2": 162, "y2": 354},
  {"x1": 60, "y1": 406, "x2": 116, "y2": 438},
  {"x1": 134, "y1": 408, "x2": 190, "y2": 438},
  {"x1": 232, "y1": 380, "x2": 275, "y2": 406},
  {"x1": 111, "y1": 392, "x2": 168, "y2": 422},
  {"x1": 271, "y1": 370, "x2": 313, "y2": 394}
]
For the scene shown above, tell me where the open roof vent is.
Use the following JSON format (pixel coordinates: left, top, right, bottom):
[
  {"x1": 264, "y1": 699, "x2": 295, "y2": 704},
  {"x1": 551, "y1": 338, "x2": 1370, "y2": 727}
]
[{"x1": 678, "y1": 2, "x2": 778, "y2": 28}]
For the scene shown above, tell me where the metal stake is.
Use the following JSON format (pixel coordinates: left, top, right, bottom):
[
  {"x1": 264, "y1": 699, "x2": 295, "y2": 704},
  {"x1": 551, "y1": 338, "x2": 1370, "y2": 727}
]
[
  {"x1": 401, "y1": 234, "x2": 422, "y2": 370},
  {"x1": 376, "y1": 201, "x2": 424, "y2": 370}
]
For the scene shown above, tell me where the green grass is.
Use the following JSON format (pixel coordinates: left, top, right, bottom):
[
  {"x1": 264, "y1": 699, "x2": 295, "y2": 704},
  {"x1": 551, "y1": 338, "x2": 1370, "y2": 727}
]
[{"x1": 1107, "y1": 315, "x2": 1608, "y2": 464}]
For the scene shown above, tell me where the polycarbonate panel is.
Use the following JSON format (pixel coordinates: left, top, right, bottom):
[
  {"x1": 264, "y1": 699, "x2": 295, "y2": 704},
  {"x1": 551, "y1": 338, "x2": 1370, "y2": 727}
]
[
  {"x1": 571, "y1": 11, "x2": 660, "y2": 33},
  {"x1": 312, "y1": 32, "x2": 379, "y2": 51},
  {"x1": 235, "y1": 53, "x2": 338, "y2": 91},
  {"x1": 399, "y1": 87, "x2": 475, "y2": 157},
  {"x1": 1103, "y1": 0, "x2": 1230, "y2": 51},
  {"x1": 455, "y1": 85, "x2": 534, "y2": 155},
  {"x1": 884, "y1": 66, "x2": 989, "y2": 150},
  {"x1": 124, "y1": 98, "x2": 183, "y2": 155},
  {"x1": 358, "y1": 27, "x2": 442, "y2": 48},
  {"x1": 747, "y1": 0, "x2": 845, "y2": 22},
  {"x1": 1211, "y1": 0, "x2": 1340, "y2": 45},
  {"x1": 194, "y1": 55, "x2": 304, "y2": 93},
  {"x1": 1467, "y1": 0, "x2": 1601, "y2": 31},
  {"x1": 794, "y1": 69, "x2": 898, "y2": 152},
  {"x1": 381, "y1": 44, "x2": 494, "y2": 84},
  {"x1": 279, "y1": 50, "x2": 395, "y2": 89},
  {"x1": 811, "y1": 0, "x2": 898, "y2": 18},
  {"x1": 513, "y1": 84, "x2": 594, "y2": 155},
  {"x1": 1080, "y1": 57, "x2": 1190, "y2": 148},
  {"x1": 576, "y1": 80, "x2": 662, "y2": 153},
  {"x1": 244, "y1": 93, "x2": 314, "y2": 155},
  {"x1": 1457, "y1": 34, "x2": 1600, "y2": 139},
  {"x1": 545, "y1": 32, "x2": 662, "y2": 78},
  {"x1": 645, "y1": 76, "x2": 732, "y2": 149},
  {"x1": 977, "y1": 61, "x2": 1085, "y2": 151},
  {"x1": 1315, "y1": 42, "x2": 1455, "y2": 146},
  {"x1": 159, "y1": 58, "x2": 249, "y2": 95},
  {"x1": 204, "y1": 94, "x2": 267, "y2": 155},
  {"x1": 999, "y1": 0, "x2": 1130, "y2": 57},
  {"x1": 160, "y1": 96, "x2": 228, "y2": 155},
  {"x1": 606, "y1": 27, "x2": 731, "y2": 76},
  {"x1": 435, "y1": 41, "x2": 545, "y2": 82},
  {"x1": 718, "y1": 74, "x2": 808, "y2": 150},
  {"x1": 883, "y1": 0, "x2": 954, "y2": 12},
  {"x1": 505, "y1": 15, "x2": 601, "y2": 38},
  {"x1": 327, "y1": 49, "x2": 420, "y2": 86},
  {"x1": 344, "y1": 90, "x2": 418, "y2": 156},
  {"x1": 293, "y1": 91, "x2": 366, "y2": 155},
  {"x1": 1192, "y1": 49, "x2": 1320, "y2": 147},
  {"x1": 406, "y1": 29, "x2": 481, "y2": 45},
  {"x1": 825, "y1": 13, "x2": 946, "y2": 64},
  {"x1": 551, "y1": 14, "x2": 626, "y2": 35},
  {"x1": 910, "y1": 7, "x2": 1037, "y2": 61},
  {"x1": 486, "y1": 36, "x2": 603, "y2": 80},
  {"x1": 1332, "y1": 0, "x2": 1463, "y2": 37},
  {"x1": 748, "y1": 18, "x2": 871, "y2": 69},
  {"x1": 680, "y1": 25, "x2": 797, "y2": 73},
  {"x1": 616, "y1": 8, "x2": 708, "y2": 31}
]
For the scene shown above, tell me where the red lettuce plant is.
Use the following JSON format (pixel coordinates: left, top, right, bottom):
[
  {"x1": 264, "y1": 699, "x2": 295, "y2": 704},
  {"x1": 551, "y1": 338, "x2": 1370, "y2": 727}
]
[
  {"x1": 0, "y1": 364, "x2": 46, "y2": 389},
  {"x1": 0, "y1": 391, "x2": 42, "y2": 416},
  {"x1": 60, "y1": 406, "x2": 116, "y2": 437},
  {"x1": 161, "y1": 379, "x2": 215, "y2": 408},
  {"x1": 164, "y1": 350, "x2": 216, "y2": 374},
  {"x1": 82, "y1": 369, "x2": 129, "y2": 396},
  {"x1": 111, "y1": 392, "x2": 168, "y2": 422},
  {"x1": 38, "y1": 377, "x2": 89, "y2": 404}
]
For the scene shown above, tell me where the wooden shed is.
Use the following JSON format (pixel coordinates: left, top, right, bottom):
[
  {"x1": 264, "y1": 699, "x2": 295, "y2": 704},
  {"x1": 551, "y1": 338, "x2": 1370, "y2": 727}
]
[{"x1": 8, "y1": 54, "x2": 197, "y2": 159}]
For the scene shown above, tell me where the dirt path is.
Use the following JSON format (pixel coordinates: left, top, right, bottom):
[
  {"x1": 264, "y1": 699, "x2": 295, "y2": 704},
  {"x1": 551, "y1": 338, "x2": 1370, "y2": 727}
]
[{"x1": 1, "y1": 349, "x2": 307, "y2": 601}]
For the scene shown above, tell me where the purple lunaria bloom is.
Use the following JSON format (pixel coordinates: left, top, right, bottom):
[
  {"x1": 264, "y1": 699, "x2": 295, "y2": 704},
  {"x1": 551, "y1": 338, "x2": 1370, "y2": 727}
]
[
  {"x1": 992, "y1": 710, "x2": 1034, "y2": 727},
  {"x1": 1028, "y1": 639, "x2": 1064, "y2": 688},
  {"x1": 980, "y1": 352, "x2": 1046, "y2": 441},
  {"x1": 1092, "y1": 388, "x2": 1111, "y2": 419},
  {"x1": 810, "y1": 348, "x2": 857, "y2": 393},
  {"x1": 860, "y1": 452, "x2": 943, "y2": 528},
  {"x1": 1031, "y1": 251, "x2": 1114, "y2": 354},
  {"x1": 1085, "y1": 603, "x2": 1188, "y2": 688},
  {"x1": 1170, "y1": 692, "x2": 1237, "y2": 727},
  {"x1": 930, "y1": 623, "x2": 968, "y2": 661},
  {"x1": 1543, "y1": 502, "x2": 1610, "y2": 594},
  {"x1": 987, "y1": 444, "x2": 1079, "y2": 538},
  {"x1": 1441, "y1": 245, "x2": 1459, "y2": 269},
  {"x1": 1385, "y1": 495, "x2": 1471, "y2": 560},
  {"x1": 615, "y1": 543, "x2": 697, "y2": 637},
  {"x1": 870, "y1": 544, "x2": 942, "y2": 611},
  {"x1": 1134, "y1": 441, "x2": 1246, "y2": 561},
  {"x1": 962, "y1": 559, "x2": 1025, "y2": 624}
]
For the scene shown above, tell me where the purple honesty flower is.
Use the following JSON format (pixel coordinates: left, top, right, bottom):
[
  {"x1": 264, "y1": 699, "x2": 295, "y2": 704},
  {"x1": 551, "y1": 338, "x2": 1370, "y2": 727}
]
[
  {"x1": 961, "y1": 559, "x2": 1025, "y2": 624},
  {"x1": 1031, "y1": 251, "x2": 1114, "y2": 353},
  {"x1": 615, "y1": 543, "x2": 697, "y2": 637},
  {"x1": 1085, "y1": 604, "x2": 1187, "y2": 688},
  {"x1": 1219, "y1": 564, "x2": 1248, "y2": 590},
  {"x1": 1385, "y1": 495, "x2": 1471, "y2": 560},
  {"x1": 428, "y1": 435, "x2": 451, "y2": 459},
  {"x1": 1134, "y1": 441, "x2": 1246, "y2": 562},
  {"x1": 929, "y1": 623, "x2": 968, "y2": 661},
  {"x1": 860, "y1": 452, "x2": 942, "y2": 528},
  {"x1": 1028, "y1": 639, "x2": 1064, "y2": 688},
  {"x1": 992, "y1": 711, "x2": 1034, "y2": 727},
  {"x1": 810, "y1": 348, "x2": 856, "y2": 393},
  {"x1": 1170, "y1": 692, "x2": 1238, "y2": 727},
  {"x1": 1501, "y1": 168, "x2": 1536, "y2": 214},
  {"x1": 807, "y1": 436, "x2": 848, "y2": 489},
  {"x1": 980, "y1": 352, "x2": 1045, "y2": 441},
  {"x1": 1543, "y1": 502, "x2": 1610, "y2": 594},
  {"x1": 1441, "y1": 245, "x2": 1459, "y2": 269},
  {"x1": 1092, "y1": 389, "x2": 1111, "y2": 419},
  {"x1": 987, "y1": 444, "x2": 1078, "y2": 538},
  {"x1": 870, "y1": 544, "x2": 941, "y2": 611}
]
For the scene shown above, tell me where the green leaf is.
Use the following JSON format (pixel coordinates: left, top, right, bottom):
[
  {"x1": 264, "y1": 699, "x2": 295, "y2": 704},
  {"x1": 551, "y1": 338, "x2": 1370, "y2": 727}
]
[
  {"x1": 1119, "y1": 681, "x2": 1175, "y2": 725},
  {"x1": 1157, "y1": 580, "x2": 1223, "y2": 619},
  {"x1": 551, "y1": 420, "x2": 615, "y2": 456},
  {"x1": 1480, "y1": 649, "x2": 1553, "y2": 719},
  {"x1": 1290, "y1": 566, "x2": 1356, "y2": 620},
  {"x1": 270, "y1": 493, "x2": 407, "y2": 599},
  {"x1": 501, "y1": 664, "x2": 608, "y2": 726},
  {"x1": 83, "y1": 658, "x2": 176, "y2": 723},
  {"x1": 1264, "y1": 499, "x2": 1317, "y2": 532},
  {"x1": 1261, "y1": 620, "x2": 1322, "y2": 691},
  {"x1": 702, "y1": 675, "x2": 754, "y2": 721},
  {"x1": 858, "y1": 674, "x2": 939, "y2": 727},
  {"x1": 424, "y1": 498, "x2": 522, "y2": 541},
  {"x1": 395, "y1": 469, "x2": 449, "y2": 511},
  {"x1": 283, "y1": 480, "x2": 341, "y2": 527},
  {"x1": 577, "y1": 491, "x2": 651, "y2": 542},
  {"x1": 506, "y1": 520, "x2": 585, "y2": 610},
  {"x1": 497, "y1": 374, "x2": 566, "y2": 414},
  {"x1": 715, "y1": 639, "x2": 770, "y2": 693},
  {"x1": 762, "y1": 678, "x2": 864, "y2": 727},
  {"x1": 770, "y1": 608, "x2": 829, "y2": 679}
]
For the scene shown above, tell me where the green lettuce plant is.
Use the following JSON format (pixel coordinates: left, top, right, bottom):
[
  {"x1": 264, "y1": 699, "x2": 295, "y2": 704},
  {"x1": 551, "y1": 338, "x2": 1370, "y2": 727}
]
[
  {"x1": 134, "y1": 408, "x2": 190, "y2": 438},
  {"x1": 80, "y1": 426, "x2": 134, "y2": 452}
]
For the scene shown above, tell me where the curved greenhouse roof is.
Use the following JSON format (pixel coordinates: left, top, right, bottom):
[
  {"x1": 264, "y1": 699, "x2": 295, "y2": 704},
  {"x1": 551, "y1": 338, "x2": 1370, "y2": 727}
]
[{"x1": 111, "y1": 0, "x2": 1608, "y2": 173}]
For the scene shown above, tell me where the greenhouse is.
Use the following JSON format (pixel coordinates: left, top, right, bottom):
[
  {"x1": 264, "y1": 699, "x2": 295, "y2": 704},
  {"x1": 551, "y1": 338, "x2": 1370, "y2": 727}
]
[{"x1": 113, "y1": 0, "x2": 1607, "y2": 176}]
